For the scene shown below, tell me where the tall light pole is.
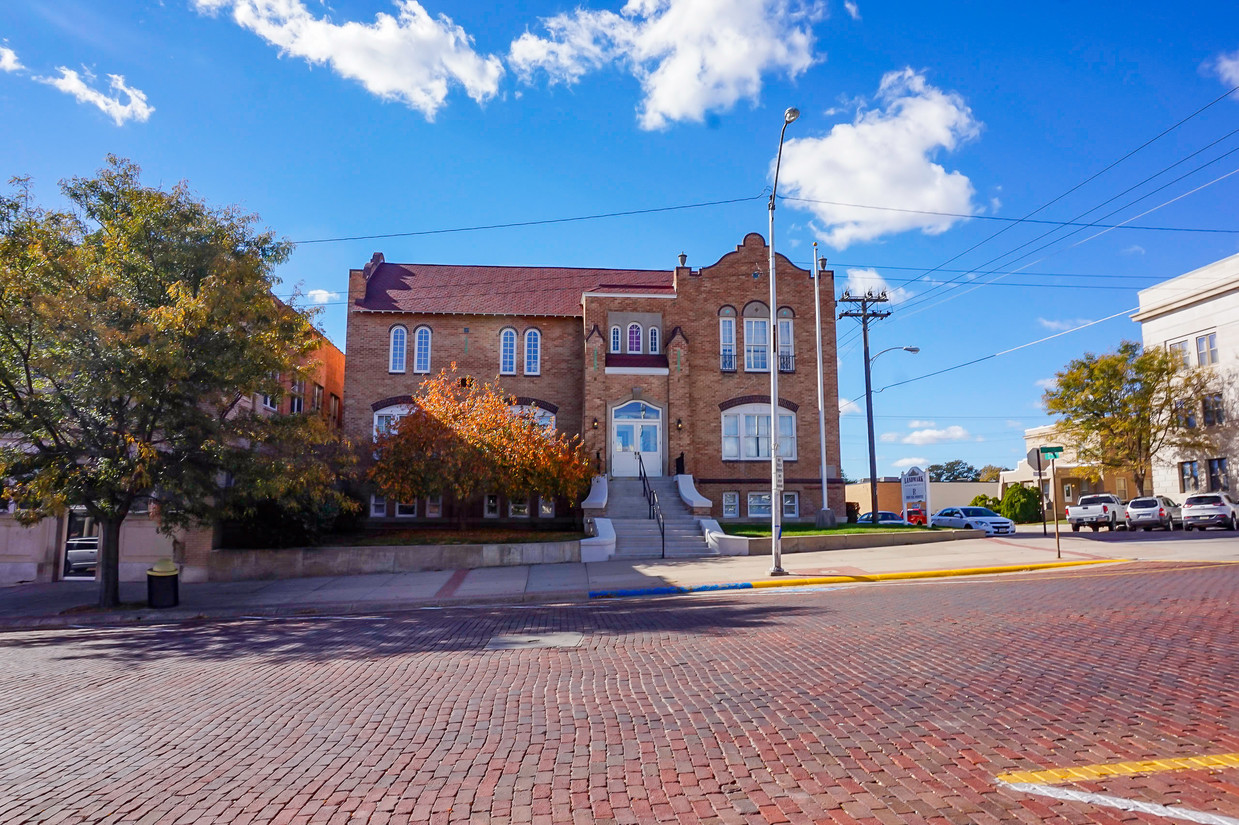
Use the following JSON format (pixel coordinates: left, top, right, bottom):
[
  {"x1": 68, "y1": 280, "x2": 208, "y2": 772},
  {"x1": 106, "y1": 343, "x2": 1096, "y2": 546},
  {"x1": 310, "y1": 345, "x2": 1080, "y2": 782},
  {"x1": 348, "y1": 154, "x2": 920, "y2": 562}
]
[
  {"x1": 768, "y1": 106, "x2": 799, "y2": 575},
  {"x1": 812, "y1": 243, "x2": 835, "y2": 527},
  {"x1": 863, "y1": 344, "x2": 919, "y2": 523}
]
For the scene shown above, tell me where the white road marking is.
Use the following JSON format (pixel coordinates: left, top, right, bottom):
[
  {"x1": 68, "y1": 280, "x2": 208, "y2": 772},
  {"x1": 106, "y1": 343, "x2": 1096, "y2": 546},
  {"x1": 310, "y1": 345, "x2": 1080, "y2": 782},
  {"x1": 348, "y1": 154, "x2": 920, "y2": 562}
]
[{"x1": 1000, "y1": 781, "x2": 1239, "y2": 825}]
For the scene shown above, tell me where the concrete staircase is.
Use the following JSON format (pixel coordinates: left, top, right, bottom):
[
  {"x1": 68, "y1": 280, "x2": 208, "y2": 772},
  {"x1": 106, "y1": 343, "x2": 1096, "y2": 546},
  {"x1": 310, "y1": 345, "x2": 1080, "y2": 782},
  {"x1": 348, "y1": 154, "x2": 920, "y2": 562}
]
[{"x1": 606, "y1": 477, "x2": 714, "y2": 559}]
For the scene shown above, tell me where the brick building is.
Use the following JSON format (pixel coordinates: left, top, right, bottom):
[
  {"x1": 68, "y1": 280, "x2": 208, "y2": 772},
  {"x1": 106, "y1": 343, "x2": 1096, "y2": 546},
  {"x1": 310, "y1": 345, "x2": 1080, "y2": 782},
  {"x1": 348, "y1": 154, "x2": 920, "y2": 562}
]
[{"x1": 344, "y1": 233, "x2": 845, "y2": 525}]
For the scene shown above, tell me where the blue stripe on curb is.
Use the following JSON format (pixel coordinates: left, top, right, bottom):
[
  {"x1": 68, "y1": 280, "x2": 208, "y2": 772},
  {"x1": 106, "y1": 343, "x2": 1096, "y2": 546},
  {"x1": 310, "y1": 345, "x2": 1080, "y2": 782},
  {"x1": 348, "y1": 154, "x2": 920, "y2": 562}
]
[{"x1": 588, "y1": 581, "x2": 755, "y2": 599}]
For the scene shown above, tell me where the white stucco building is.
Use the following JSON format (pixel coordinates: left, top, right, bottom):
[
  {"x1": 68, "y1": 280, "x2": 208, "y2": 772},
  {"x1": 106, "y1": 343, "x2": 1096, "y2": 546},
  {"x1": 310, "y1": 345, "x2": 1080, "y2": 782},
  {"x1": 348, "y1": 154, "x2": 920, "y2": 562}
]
[{"x1": 1133, "y1": 252, "x2": 1238, "y2": 498}]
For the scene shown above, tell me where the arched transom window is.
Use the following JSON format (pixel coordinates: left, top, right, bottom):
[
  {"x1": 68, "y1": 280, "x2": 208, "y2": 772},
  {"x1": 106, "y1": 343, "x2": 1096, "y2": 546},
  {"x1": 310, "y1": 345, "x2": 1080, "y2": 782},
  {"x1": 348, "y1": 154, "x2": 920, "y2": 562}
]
[{"x1": 499, "y1": 328, "x2": 517, "y2": 374}]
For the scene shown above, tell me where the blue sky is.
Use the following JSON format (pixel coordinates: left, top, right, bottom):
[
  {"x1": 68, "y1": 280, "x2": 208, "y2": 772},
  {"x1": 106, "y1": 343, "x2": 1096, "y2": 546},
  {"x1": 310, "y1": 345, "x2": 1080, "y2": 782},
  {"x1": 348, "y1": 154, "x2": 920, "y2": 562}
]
[{"x1": 2, "y1": 0, "x2": 1237, "y2": 480}]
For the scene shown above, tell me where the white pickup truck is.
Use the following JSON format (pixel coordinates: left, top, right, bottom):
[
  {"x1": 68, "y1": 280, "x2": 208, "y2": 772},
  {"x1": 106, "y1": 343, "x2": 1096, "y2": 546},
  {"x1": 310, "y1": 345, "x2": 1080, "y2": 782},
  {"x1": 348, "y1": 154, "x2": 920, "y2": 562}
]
[{"x1": 1066, "y1": 493, "x2": 1123, "y2": 531}]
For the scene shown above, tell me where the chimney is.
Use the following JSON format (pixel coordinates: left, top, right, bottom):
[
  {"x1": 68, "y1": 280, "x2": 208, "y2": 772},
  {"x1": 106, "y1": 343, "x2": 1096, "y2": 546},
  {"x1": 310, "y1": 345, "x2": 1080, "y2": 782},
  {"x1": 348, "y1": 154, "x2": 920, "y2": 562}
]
[{"x1": 363, "y1": 251, "x2": 385, "y2": 280}]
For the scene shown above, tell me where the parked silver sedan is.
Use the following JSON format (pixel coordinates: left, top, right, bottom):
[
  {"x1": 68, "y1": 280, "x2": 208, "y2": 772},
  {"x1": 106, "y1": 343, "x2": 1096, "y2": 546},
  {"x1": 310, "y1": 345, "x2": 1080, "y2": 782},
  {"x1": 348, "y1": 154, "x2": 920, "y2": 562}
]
[
  {"x1": 929, "y1": 507, "x2": 1016, "y2": 536},
  {"x1": 1124, "y1": 496, "x2": 1181, "y2": 531}
]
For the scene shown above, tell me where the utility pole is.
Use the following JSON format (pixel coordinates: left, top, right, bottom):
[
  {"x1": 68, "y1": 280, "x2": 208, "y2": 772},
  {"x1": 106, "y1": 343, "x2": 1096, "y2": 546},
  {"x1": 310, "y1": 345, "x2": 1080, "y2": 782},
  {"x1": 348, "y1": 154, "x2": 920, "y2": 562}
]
[{"x1": 839, "y1": 291, "x2": 890, "y2": 525}]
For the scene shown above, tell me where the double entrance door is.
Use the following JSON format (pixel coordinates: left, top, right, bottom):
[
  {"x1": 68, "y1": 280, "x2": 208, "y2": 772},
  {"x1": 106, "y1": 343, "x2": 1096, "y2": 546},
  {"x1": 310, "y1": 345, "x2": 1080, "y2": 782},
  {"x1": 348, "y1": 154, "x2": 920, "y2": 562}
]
[{"x1": 611, "y1": 400, "x2": 662, "y2": 477}]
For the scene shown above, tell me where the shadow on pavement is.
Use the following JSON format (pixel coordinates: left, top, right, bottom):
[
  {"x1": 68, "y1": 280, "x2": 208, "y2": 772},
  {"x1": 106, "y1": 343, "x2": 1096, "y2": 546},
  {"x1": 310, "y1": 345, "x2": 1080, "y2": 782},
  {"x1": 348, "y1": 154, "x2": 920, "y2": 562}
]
[{"x1": 0, "y1": 596, "x2": 826, "y2": 664}]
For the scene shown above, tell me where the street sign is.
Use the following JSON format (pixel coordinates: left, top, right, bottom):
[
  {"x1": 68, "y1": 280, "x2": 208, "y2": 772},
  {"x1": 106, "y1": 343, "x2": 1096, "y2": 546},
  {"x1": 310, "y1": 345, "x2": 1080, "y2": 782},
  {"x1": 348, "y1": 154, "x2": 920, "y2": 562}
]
[
  {"x1": 775, "y1": 457, "x2": 785, "y2": 492},
  {"x1": 1039, "y1": 445, "x2": 1064, "y2": 459}
]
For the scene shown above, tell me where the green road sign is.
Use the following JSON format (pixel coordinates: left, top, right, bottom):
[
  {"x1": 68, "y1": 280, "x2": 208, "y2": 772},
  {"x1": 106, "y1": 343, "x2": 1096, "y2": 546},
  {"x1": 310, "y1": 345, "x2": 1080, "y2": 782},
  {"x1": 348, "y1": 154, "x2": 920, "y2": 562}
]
[{"x1": 1039, "y1": 445, "x2": 1064, "y2": 459}]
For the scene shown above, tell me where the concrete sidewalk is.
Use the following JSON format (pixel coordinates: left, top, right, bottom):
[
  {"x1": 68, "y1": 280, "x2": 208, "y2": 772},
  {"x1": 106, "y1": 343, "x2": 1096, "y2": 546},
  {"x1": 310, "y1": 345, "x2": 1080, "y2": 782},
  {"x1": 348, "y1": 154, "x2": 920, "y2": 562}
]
[{"x1": 0, "y1": 531, "x2": 1163, "y2": 630}]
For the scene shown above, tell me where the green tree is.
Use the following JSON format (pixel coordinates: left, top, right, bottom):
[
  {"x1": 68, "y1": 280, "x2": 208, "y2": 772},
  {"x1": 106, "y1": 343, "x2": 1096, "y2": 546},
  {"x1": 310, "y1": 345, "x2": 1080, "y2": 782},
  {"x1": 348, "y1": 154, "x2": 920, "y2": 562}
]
[
  {"x1": 977, "y1": 464, "x2": 1007, "y2": 482},
  {"x1": 0, "y1": 158, "x2": 353, "y2": 607},
  {"x1": 969, "y1": 494, "x2": 1001, "y2": 510},
  {"x1": 927, "y1": 460, "x2": 980, "y2": 482},
  {"x1": 1043, "y1": 340, "x2": 1223, "y2": 496},
  {"x1": 998, "y1": 485, "x2": 1043, "y2": 523}
]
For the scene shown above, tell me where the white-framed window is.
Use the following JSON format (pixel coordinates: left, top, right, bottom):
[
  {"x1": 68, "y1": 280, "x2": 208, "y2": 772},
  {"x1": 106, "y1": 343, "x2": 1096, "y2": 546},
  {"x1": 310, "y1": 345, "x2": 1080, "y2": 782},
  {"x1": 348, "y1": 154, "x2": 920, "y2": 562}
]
[
  {"x1": 396, "y1": 501, "x2": 418, "y2": 518},
  {"x1": 747, "y1": 493, "x2": 772, "y2": 517},
  {"x1": 1063, "y1": 482, "x2": 1074, "y2": 501},
  {"x1": 539, "y1": 497, "x2": 555, "y2": 518},
  {"x1": 777, "y1": 314, "x2": 794, "y2": 371},
  {"x1": 370, "y1": 496, "x2": 387, "y2": 518},
  {"x1": 1168, "y1": 340, "x2": 1190, "y2": 369},
  {"x1": 524, "y1": 329, "x2": 541, "y2": 375},
  {"x1": 1197, "y1": 332, "x2": 1218, "y2": 366},
  {"x1": 500, "y1": 328, "x2": 517, "y2": 374},
  {"x1": 426, "y1": 495, "x2": 442, "y2": 518},
  {"x1": 512, "y1": 404, "x2": 556, "y2": 431},
  {"x1": 413, "y1": 326, "x2": 431, "y2": 373},
  {"x1": 373, "y1": 407, "x2": 406, "y2": 441},
  {"x1": 509, "y1": 498, "x2": 530, "y2": 518},
  {"x1": 484, "y1": 494, "x2": 500, "y2": 518},
  {"x1": 721, "y1": 405, "x2": 796, "y2": 460},
  {"x1": 610, "y1": 325, "x2": 621, "y2": 353},
  {"x1": 744, "y1": 318, "x2": 769, "y2": 371},
  {"x1": 719, "y1": 314, "x2": 736, "y2": 370},
  {"x1": 389, "y1": 326, "x2": 407, "y2": 373},
  {"x1": 312, "y1": 383, "x2": 324, "y2": 412},
  {"x1": 289, "y1": 379, "x2": 305, "y2": 414},
  {"x1": 627, "y1": 323, "x2": 642, "y2": 354},
  {"x1": 722, "y1": 492, "x2": 739, "y2": 518},
  {"x1": 782, "y1": 492, "x2": 799, "y2": 518},
  {"x1": 261, "y1": 392, "x2": 277, "y2": 411},
  {"x1": 648, "y1": 327, "x2": 659, "y2": 355}
]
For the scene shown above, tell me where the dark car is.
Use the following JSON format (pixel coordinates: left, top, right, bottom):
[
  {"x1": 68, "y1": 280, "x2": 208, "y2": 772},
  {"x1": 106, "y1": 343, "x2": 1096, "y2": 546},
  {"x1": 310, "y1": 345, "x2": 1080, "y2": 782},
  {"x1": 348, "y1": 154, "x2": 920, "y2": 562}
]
[
  {"x1": 64, "y1": 537, "x2": 98, "y2": 577},
  {"x1": 857, "y1": 511, "x2": 911, "y2": 526}
]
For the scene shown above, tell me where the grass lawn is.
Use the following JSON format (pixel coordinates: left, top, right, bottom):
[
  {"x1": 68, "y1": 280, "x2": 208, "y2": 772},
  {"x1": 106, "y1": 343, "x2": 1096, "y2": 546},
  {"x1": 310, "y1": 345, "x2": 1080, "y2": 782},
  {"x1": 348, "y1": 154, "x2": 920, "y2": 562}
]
[
  {"x1": 722, "y1": 522, "x2": 939, "y2": 537},
  {"x1": 332, "y1": 529, "x2": 588, "y2": 547}
]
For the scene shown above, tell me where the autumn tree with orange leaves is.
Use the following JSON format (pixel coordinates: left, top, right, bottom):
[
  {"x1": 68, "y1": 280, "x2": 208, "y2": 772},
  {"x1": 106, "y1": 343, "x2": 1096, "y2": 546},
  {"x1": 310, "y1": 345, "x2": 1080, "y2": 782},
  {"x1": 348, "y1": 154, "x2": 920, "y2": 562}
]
[{"x1": 368, "y1": 368, "x2": 593, "y2": 521}]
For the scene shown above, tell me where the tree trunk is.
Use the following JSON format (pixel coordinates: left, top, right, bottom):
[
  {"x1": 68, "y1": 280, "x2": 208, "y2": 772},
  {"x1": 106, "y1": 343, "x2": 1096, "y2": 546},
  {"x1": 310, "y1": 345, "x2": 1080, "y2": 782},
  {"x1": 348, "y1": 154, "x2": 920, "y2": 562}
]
[
  {"x1": 1133, "y1": 473, "x2": 1146, "y2": 497},
  {"x1": 97, "y1": 517, "x2": 123, "y2": 609}
]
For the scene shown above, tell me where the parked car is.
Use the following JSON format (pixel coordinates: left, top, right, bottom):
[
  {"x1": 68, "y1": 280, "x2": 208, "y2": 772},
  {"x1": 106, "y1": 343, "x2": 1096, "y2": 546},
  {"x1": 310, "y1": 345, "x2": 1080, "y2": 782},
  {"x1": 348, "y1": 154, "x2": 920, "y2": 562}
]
[
  {"x1": 930, "y1": 507, "x2": 1016, "y2": 536},
  {"x1": 903, "y1": 507, "x2": 927, "y2": 526},
  {"x1": 1124, "y1": 496, "x2": 1181, "y2": 531},
  {"x1": 856, "y1": 511, "x2": 910, "y2": 526},
  {"x1": 63, "y1": 536, "x2": 98, "y2": 577},
  {"x1": 1066, "y1": 493, "x2": 1123, "y2": 531},
  {"x1": 1182, "y1": 492, "x2": 1239, "y2": 531}
]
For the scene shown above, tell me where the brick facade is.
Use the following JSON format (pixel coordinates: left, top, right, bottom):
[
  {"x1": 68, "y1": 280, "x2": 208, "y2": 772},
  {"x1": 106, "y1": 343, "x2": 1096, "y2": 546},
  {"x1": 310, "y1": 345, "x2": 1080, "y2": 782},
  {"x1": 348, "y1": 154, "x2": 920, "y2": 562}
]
[{"x1": 343, "y1": 233, "x2": 845, "y2": 522}]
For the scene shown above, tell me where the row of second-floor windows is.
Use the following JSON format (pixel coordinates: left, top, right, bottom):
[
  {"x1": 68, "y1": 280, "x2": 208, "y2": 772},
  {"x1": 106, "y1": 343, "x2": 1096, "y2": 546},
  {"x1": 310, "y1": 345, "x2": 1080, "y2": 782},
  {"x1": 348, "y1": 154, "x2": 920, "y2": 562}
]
[
  {"x1": 389, "y1": 325, "x2": 542, "y2": 376},
  {"x1": 1176, "y1": 393, "x2": 1226, "y2": 428},
  {"x1": 1168, "y1": 332, "x2": 1218, "y2": 368},
  {"x1": 388, "y1": 325, "x2": 431, "y2": 374},
  {"x1": 718, "y1": 304, "x2": 795, "y2": 372},
  {"x1": 610, "y1": 324, "x2": 660, "y2": 355},
  {"x1": 259, "y1": 380, "x2": 339, "y2": 425},
  {"x1": 1180, "y1": 457, "x2": 1229, "y2": 493}
]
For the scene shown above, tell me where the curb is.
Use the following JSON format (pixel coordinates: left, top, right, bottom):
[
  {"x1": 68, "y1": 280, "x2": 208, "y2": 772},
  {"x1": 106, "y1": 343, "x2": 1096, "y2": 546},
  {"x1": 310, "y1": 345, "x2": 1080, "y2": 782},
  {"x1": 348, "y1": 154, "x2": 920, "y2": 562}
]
[{"x1": 587, "y1": 558, "x2": 1126, "y2": 600}]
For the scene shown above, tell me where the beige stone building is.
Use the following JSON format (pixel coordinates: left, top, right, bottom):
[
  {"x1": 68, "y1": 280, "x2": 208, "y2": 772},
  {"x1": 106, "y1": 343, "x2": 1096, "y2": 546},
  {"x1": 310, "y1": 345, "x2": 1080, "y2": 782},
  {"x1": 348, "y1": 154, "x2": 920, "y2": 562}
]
[{"x1": 1000, "y1": 425, "x2": 1145, "y2": 511}]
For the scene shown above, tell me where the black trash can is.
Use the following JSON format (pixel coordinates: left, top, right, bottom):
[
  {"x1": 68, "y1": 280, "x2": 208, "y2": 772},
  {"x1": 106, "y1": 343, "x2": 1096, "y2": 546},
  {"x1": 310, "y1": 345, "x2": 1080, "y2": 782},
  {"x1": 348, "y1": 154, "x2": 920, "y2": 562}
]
[{"x1": 147, "y1": 558, "x2": 179, "y2": 608}]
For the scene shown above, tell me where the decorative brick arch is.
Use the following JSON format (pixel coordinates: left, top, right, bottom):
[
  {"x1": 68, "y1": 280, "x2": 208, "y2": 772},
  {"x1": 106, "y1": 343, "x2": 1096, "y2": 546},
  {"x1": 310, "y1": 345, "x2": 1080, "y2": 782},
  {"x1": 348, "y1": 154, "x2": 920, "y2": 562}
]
[
  {"x1": 718, "y1": 395, "x2": 799, "y2": 413},
  {"x1": 514, "y1": 397, "x2": 559, "y2": 414},
  {"x1": 371, "y1": 395, "x2": 415, "y2": 412}
]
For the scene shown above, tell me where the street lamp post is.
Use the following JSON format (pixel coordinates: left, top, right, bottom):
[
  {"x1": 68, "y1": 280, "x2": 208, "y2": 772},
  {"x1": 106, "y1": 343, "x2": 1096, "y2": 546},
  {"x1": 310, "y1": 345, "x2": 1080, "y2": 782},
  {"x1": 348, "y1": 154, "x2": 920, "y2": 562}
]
[
  {"x1": 863, "y1": 345, "x2": 919, "y2": 524},
  {"x1": 768, "y1": 106, "x2": 799, "y2": 575}
]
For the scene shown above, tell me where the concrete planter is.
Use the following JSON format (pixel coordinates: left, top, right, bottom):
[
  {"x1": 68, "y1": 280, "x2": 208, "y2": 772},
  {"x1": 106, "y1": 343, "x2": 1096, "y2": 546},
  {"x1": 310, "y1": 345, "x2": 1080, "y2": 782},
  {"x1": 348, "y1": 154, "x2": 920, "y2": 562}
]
[
  {"x1": 741, "y1": 529, "x2": 986, "y2": 555},
  {"x1": 208, "y1": 540, "x2": 581, "y2": 581}
]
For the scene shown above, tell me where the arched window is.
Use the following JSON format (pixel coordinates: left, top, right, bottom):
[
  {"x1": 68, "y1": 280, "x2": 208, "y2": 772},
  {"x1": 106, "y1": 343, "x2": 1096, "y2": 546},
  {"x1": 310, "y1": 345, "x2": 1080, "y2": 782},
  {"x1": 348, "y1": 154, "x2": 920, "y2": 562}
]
[
  {"x1": 777, "y1": 307, "x2": 795, "y2": 372},
  {"x1": 648, "y1": 327, "x2": 660, "y2": 355},
  {"x1": 413, "y1": 326, "x2": 431, "y2": 373},
  {"x1": 627, "y1": 323, "x2": 642, "y2": 354},
  {"x1": 499, "y1": 328, "x2": 517, "y2": 375},
  {"x1": 718, "y1": 306, "x2": 737, "y2": 371},
  {"x1": 742, "y1": 301, "x2": 770, "y2": 372},
  {"x1": 389, "y1": 326, "x2": 407, "y2": 373},
  {"x1": 524, "y1": 329, "x2": 541, "y2": 375},
  {"x1": 720, "y1": 403, "x2": 796, "y2": 460},
  {"x1": 512, "y1": 404, "x2": 556, "y2": 430},
  {"x1": 373, "y1": 403, "x2": 413, "y2": 441},
  {"x1": 610, "y1": 326, "x2": 621, "y2": 353}
]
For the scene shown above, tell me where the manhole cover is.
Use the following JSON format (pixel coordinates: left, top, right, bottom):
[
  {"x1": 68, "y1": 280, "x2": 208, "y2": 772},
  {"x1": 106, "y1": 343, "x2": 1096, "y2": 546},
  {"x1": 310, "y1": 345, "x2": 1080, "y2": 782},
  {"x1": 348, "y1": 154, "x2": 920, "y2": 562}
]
[{"x1": 484, "y1": 632, "x2": 583, "y2": 650}]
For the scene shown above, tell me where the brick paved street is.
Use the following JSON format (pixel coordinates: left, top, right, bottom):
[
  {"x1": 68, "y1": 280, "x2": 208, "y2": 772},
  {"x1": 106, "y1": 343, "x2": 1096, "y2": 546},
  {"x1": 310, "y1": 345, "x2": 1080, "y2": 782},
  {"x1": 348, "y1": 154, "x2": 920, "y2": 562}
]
[{"x1": 2, "y1": 561, "x2": 1237, "y2": 824}]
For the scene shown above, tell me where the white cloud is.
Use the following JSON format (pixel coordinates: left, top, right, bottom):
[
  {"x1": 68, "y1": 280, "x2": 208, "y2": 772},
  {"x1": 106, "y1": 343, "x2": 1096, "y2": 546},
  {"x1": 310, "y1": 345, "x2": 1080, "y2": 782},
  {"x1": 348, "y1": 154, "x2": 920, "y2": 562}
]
[
  {"x1": 193, "y1": 0, "x2": 503, "y2": 120},
  {"x1": 1212, "y1": 49, "x2": 1239, "y2": 87},
  {"x1": 36, "y1": 68, "x2": 153, "y2": 125},
  {"x1": 1037, "y1": 317, "x2": 1092, "y2": 332},
  {"x1": 1034, "y1": 377, "x2": 1056, "y2": 390},
  {"x1": 306, "y1": 289, "x2": 340, "y2": 304},
  {"x1": 780, "y1": 68, "x2": 980, "y2": 249},
  {"x1": 843, "y1": 267, "x2": 911, "y2": 304},
  {"x1": 878, "y1": 431, "x2": 897, "y2": 443},
  {"x1": 843, "y1": 1, "x2": 860, "y2": 20},
  {"x1": 1121, "y1": 244, "x2": 1145, "y2": 256},
  {"x1": 0, "y1": 46, "x2": 23, "y2": 73},
  {"x1": 908, "y1": 419, "x2": 934, "y2": 428},
  {"x1": 884, "y1": 425, "x2": 972, "y2": 445},
  {"x1": 509, "y1": 0, "x2": 820, "y2": 130},
  {"x1": 892, "y1": 457, "x2": 926, "y2": 468},
  {"x1": 1005, "y1": 419, "x2": 1023, "y2": 429},
  {"x1": 839, "y1": 396, "x2": 861, "y2": 414}
]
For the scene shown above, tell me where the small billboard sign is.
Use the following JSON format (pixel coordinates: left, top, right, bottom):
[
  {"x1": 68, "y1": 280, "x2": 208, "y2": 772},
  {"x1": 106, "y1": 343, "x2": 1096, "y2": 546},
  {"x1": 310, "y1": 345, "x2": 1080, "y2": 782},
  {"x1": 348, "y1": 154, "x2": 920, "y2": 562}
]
[{"x1": 900, "y1": 466, "x2": 929, "y2": 518}]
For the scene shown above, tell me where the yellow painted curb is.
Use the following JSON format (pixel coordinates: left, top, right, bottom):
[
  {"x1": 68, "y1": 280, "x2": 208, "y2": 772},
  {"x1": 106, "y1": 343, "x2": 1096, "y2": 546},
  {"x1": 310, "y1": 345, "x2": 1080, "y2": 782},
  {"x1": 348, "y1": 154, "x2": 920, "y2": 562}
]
[
  {"x1": 750, "y1": 558, "x2": 1126, "y2": 589},
  {"x1": 998, "y1": 752, "x2": 1239, "y2": 784}
]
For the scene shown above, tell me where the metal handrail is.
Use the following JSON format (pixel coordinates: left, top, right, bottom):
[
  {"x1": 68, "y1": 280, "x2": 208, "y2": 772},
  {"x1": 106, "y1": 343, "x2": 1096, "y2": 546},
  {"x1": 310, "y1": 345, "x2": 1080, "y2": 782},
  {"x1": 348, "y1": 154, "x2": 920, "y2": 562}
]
[{"x1": 635, "y1": 451, "x2": 666, "y2": 558}]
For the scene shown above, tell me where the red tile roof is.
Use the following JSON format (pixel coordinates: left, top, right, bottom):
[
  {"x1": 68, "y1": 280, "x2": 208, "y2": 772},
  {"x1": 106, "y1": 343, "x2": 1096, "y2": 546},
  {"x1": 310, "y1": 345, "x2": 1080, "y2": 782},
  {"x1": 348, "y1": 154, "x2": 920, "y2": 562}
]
[{"x1": 356, "y1": 263, "x2": 674, "y2": 317}]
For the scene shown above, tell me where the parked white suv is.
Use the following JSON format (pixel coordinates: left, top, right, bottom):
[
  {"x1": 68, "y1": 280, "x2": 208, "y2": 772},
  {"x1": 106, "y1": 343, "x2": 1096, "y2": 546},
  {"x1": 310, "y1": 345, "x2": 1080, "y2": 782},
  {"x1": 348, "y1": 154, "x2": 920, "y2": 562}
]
[{"x1": 1182, "y1": 492, "x2": 1239, "y2": 531}]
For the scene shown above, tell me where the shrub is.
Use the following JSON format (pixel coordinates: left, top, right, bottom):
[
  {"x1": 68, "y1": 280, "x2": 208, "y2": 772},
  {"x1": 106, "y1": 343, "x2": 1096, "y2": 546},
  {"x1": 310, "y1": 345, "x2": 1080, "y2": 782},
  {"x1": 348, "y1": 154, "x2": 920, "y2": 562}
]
[
  {"x1": 970, "y1": 494, "x2": 1001, "y2": 510},
  {"x1": 1000, "y1": 485, "x2": 1043, "y2": 523}
]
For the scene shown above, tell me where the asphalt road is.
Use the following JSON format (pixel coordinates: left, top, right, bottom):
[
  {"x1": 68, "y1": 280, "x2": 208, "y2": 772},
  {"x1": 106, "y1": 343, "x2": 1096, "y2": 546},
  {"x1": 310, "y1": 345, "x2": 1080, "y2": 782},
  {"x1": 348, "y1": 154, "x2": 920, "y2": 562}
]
[{"x1": 2, "y1": 559, "x2": 1237, "y2": 824}]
